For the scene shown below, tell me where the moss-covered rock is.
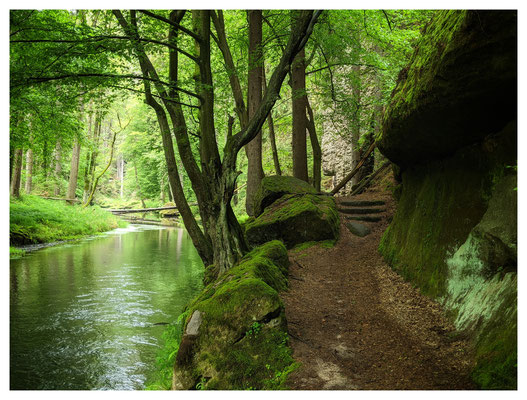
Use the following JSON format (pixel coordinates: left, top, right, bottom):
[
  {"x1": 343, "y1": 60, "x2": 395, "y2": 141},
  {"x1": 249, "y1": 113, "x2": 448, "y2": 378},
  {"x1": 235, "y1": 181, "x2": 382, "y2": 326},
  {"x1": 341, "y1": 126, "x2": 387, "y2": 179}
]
[
  {"x1": 245, "y1": 193, "x2": 340, "y2": 249},
  {"x1": 378, "y1": 10, "x2": 517, "y2": 168},
  {"x1": 442, "y1": 173, "x2": 517, "y2": 389},
  {"x1": 171, "y1": 241, "x2": 296, "y2": 390},
  {"x1": 377, "y1": 10, "x2": 517, "y2": 390},
  {"x1": 253, "y1": 175, "x2": 318, "y2": 217}
]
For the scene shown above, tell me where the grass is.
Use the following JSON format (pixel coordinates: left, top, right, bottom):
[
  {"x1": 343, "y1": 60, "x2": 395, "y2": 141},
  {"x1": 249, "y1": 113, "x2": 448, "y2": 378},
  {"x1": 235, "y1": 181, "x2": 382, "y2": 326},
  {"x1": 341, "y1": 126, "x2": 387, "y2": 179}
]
[
  {"x1": 9, "y1": 247, "x2": 26, "y2": 259},
  {"x1": 10, "y1": 195, "x2": 127, "y2": 247}
]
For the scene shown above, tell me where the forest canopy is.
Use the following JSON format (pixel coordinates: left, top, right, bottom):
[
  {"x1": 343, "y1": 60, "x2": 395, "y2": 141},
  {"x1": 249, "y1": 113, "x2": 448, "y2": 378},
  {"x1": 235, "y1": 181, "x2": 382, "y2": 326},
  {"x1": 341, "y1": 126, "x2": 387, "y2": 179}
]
[{"x1": 9, "y1": 9, "x2": 434, "y2": 271}]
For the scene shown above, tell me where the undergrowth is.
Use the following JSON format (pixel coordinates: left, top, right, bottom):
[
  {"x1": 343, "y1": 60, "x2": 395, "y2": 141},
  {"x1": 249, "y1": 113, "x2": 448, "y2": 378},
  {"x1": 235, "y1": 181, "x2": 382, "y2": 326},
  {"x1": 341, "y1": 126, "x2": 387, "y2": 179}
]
[{"x1": 10, "y1": 195, "x2": 126, "y2": 247}]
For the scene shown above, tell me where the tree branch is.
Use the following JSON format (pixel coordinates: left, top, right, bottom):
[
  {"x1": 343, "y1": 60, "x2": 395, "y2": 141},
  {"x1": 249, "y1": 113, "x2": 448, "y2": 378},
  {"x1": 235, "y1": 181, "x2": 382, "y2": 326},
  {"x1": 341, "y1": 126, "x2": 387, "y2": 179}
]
[
  {"x1": 226, "y1": 10, "x2": 322, "y2": 163},
  {"x1": 137, "y1": 10, "x2": 202, "y2": 43},
  {"x1": 211, "y1": 10, "x2": 248, "y2": 128}
]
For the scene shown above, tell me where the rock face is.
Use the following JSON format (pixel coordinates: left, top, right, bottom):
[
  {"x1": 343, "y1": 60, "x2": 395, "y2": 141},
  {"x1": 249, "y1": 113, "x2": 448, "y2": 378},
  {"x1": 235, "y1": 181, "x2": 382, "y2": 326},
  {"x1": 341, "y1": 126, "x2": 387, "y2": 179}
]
[
  {"x1": 377, "y1": 10, "x2": 517, "y2": 389},
  {"x1": 172, "y1": 241, "x2": 295, "y2": 390},
  {"x1": 379, "y1": 10, "x2": 517, "y2": 168},
  {"x1": 253, "y1": 175, "x2": 318, "y2": 217},
  {"x1": 246, "y1": 193, "x2": 340, "y2": 249}
]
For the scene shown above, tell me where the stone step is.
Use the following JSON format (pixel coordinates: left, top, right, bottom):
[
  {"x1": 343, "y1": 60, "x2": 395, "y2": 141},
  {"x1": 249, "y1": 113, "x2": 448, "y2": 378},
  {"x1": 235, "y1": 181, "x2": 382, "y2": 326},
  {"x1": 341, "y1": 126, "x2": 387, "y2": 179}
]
[
  {"x1": 339, "y1": 200, "x2": 385, "y2": 207},
  {"x1": 345, "y1": 215, "x2": 383, "y2": 222},
  {"x1": 338, "y1": 207, "x2": 385, "y2": 215}
]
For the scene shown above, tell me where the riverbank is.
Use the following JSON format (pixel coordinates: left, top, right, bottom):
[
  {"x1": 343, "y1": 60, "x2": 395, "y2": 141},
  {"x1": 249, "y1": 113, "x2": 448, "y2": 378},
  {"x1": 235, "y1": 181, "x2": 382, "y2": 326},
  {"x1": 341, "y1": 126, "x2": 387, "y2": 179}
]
[{"x1": 10, "y1": 195, "x2": 126, "y2": 256}]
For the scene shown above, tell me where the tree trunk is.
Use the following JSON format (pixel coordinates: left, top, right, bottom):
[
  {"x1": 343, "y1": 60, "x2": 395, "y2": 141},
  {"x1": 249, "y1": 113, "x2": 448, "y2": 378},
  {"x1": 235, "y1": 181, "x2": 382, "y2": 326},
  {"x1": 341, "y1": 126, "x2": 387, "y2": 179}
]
[
  {"x1": 350, "y1": 65, "x2": 362, "y2": 187},
  {"x1": 263, "y1": 66, "x2": 282, "y2": 176},
  {"x1": 88, "y1": 116, "x2": 102, "y2": 201},
  {"x1": 10, "y1": 148, "x2": 23, "y2": 198},
  {"x1": 306, "y1": 97, "x2": 321, "y2": 191},
  {"x1": 114, "y1": 9, "x2": 320, "y2": 274},
  {"x1": 67, "y1": 137, "x2": 81, "y2": 202},
  {"x1": 113, "y1": 9, "x2": 214, "y2": 265},
  {"x1": 244, "y1": 10, "x2": 265, "y2": 216},
  {"x1": 291, "y1": 34, "x2": 308, "y2": 182},
  {"x1": 24, "y1": 147, "x2": 33, "y2": 194},
  {"x1": 83, "y1": 126, "x2": 118, "y2": 207},
  {"x1": 53, "y1": 140, "x2": 62, "y2": 196},
  {"x1": 117, "y1": 154, "x2": 125, "y2": 198},
  {"x1": 82, "y1": 111, "x2": 97, "y2": 203},
  {"x1": 10, "y1": 147, "x2": 14, "y2": 185}
]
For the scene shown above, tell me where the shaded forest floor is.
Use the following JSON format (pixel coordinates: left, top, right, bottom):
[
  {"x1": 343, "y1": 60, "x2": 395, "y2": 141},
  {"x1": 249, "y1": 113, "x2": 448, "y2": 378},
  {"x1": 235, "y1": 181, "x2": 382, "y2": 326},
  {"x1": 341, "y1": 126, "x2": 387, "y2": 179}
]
[{"x1": 282, "y1": 183, "x2": 476, "y2": 390}]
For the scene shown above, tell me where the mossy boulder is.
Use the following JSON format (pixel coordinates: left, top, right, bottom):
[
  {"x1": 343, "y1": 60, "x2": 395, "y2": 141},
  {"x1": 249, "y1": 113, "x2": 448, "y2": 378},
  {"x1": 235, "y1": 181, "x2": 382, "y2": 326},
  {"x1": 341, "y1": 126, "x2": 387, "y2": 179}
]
[
  {"x1": 245, "y1": 193, "x2": 340, "y2": 249},
  {"x1": 253, "y1": 175, "x2": 318, "y2": 217},
  {"x1": 378, "y1": 10, "x2": 517, "y2": 168},
  {"x1": 377, "y1": 10, "x2": 517, "y2": 390},
  {"x1": 172, "y1": 241, "x2": 296, "y2": 390},
  {"x1": 442, "y1": 173, "x2": 517, "y2": 389}
]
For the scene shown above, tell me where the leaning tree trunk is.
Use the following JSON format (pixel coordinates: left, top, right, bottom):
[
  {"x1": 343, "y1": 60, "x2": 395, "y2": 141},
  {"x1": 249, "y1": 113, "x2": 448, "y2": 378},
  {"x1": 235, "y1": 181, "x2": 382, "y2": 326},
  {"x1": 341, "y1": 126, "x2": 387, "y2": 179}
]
[
  {"x1": 67, "y1": 137, "x2": 81, "y2": 202},
  {"x1": 114, "y1": 9, "x2": 320, "y2": 274},
  {"x1": 10, "y1": 148, "x2": 23, "y2": 198},
  {"x1": 263, "y1": 66, "x2": 282, "y2": 176},
  {"x1": 244, "y1": 10, "x2": 265, "y2": 216},
  {"x1": 291, "y1": 42, "x2": 308, "y2": 182},
  {"x1": 306, "y1": 97, "x2": 321, "y2": 192}
]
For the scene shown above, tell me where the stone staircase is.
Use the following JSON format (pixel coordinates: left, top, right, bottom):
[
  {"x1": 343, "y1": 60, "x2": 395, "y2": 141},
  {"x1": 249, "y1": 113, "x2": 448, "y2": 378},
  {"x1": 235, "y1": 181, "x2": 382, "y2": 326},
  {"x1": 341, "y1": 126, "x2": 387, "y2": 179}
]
[{"x1": 337, "y1": 199, "x2": 387, "y2": 237}]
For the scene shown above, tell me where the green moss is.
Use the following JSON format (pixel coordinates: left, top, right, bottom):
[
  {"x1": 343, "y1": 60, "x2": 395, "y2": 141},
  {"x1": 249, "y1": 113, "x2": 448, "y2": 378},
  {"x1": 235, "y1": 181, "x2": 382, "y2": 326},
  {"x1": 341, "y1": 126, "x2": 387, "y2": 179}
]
[
  {"x1": 246, "y1": 194, "x2": 340, "y2": 249},
  {"x1": 378, "y1": 11, "x2": 517, "y2": 167},
  {"x1": 253, "y1": 175, "x2": 318, "y2": 216},
  {"x1": 202, "y1": 264, "x2": 217, "y2": 286},
  {"x1": 168, "y1": 241, "x2": 296, "y2": 390},
  {"x1": 241, "y1": 240, "x2": 290, "y2": 276},
  {"x1": 378, "y1": 127, "x2": 514, "y2": 299},
  {"x1": 472, "y1": 324, "x2": 517, "y2": 389},
  {"x1": 291, "y1": 239, "x2": 336, "y2": 254},
  {"x1": 202, "y1": 325, "x2": 297, "y2": 390}
]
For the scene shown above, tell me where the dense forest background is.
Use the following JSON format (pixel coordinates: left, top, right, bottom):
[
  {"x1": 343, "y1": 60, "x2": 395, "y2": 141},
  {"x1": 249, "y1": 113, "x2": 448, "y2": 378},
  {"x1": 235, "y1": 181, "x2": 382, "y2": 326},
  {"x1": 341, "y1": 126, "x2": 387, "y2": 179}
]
[{"x1": 9, "y1": 9, "x2": 435, "y2": 269}]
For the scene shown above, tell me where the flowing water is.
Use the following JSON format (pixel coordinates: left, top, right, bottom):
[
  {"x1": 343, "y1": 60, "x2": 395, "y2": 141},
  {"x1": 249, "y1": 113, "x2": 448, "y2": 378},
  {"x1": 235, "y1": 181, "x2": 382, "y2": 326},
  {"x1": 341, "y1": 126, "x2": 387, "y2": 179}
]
[{"x1": 10, "y1": 225, "x2": 204, "y2": 390}]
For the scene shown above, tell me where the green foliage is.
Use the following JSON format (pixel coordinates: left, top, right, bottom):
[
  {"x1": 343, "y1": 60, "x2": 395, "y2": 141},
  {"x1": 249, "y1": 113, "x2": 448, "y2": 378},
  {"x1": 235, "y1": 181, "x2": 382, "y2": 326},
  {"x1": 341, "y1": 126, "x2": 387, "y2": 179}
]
[
  {"x1": 245, "y1": 321, "x2": 262, "y2": 338},
  {"x1": 145, "y1": 314, "x2": 188, "y2": 390},
  {"x1": 245, "y1": 194, "x2": 340, "y2": 249},
  {"x1": 9, "y1": 195, "x2": 125, "y2": 246},
  {"x1": 9, "y1": 247, "x2": 26, "y2": 259}
]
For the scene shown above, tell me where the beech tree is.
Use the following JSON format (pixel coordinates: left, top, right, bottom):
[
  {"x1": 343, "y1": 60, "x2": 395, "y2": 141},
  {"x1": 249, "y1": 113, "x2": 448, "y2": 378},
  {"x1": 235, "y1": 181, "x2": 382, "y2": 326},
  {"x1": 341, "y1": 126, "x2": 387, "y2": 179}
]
[
  {"x1": 244, "y1": 10, "x2": 265, "y2": 216},
  {"x1": 111, "y1": 9, "x2": 320, "y2": 273}
]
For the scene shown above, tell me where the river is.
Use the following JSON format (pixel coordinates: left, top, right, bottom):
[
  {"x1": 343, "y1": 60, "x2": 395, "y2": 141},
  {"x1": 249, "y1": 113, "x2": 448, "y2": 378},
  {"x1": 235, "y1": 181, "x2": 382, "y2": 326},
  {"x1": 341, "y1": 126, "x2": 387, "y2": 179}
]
[{"x1": 10, "y1": 225, "x2": 204, "y2": 390}]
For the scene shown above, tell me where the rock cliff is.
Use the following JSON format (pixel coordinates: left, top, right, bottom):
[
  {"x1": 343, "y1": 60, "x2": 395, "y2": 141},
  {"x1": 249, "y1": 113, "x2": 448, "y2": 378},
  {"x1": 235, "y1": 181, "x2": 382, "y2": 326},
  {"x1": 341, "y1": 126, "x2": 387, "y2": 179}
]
[{"x1": 377, "y1": 10, "x2": 517, "y2": 389}]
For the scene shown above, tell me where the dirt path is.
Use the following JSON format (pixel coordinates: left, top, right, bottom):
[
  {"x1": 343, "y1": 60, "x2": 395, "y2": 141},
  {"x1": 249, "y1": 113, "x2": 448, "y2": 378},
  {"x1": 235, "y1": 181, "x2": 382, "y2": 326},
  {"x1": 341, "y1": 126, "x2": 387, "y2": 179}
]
[{"x1": 282, "y1": 189, "x2": 476, "y2": 390}]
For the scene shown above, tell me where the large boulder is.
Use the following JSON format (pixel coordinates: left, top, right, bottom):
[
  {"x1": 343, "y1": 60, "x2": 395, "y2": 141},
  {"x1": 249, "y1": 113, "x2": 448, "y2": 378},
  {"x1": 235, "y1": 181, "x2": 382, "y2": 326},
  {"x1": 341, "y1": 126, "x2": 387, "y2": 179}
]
[
  {"x1": 172, "y1": 241, "x2": 295, "y2": 390},
  {"x1": 377, "y1": 10, "x2": 517, "y2": 389},
  {"x1": 442, "y1": 174, "x2": 517, "y2": 389},
  {"x1": 245, "y1": 193, "x2": 339, "y2": 249},
  {"x1": 253, "y1": 175, "x2": 318, "y2": 217},
  {"x1": 379, "y1": 10, "x2": 517, "y2": 168}
]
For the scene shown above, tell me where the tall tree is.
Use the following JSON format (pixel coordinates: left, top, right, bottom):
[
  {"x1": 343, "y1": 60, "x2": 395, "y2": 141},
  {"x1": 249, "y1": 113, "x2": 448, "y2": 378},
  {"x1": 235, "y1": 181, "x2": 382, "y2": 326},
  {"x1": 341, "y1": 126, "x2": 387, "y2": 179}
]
[
  {"x1": 306, "y1": 97, "x2": 321, "y2": 191},
  {"x1": 263, "y1": 66, "x2": 282, "y2": 176},
  {"x1": 291, "y1": 13, "x2": 309, "y2": 182},
  {"x1": 24, "y1": 146, "x2": 33, "y2": 194},
  {"x1": 114, "y1": 9, "x2": 320, "y2": 273},
  {"x1": 67, "y1": 137, "x2": 81, "y2": 201},
  {"x1": 53, "y1": 140, "x2": 62, "y2": 196},
  {"x1": 10, "y1": 148, "x2": 23, "y2": 198},
  {"x1": 245, "y1": 10, "x2": 265, "y2": 216}
]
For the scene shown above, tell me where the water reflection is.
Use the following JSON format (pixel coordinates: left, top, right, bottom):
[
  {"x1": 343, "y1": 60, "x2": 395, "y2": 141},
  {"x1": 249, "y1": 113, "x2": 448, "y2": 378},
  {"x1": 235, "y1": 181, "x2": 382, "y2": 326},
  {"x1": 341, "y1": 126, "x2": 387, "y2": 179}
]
[{"x1": 10, "y1": 225, "x2": 204, "y2": 390}]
